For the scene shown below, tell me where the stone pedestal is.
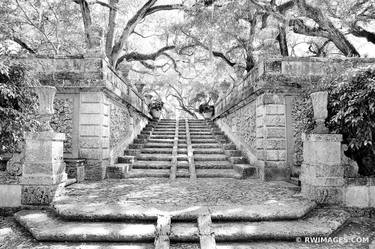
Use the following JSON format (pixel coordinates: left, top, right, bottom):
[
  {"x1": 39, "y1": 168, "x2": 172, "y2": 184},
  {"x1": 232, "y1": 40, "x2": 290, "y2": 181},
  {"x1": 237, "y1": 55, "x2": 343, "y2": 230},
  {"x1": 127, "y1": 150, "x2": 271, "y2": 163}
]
[
  {"x1": 64, "y1": 158, "x2": 86, "y2": 183},
  {"x1": 255, "y1": 93, "x2": 289, "y2": 181},
  {"x1": 300, "y1": 133, "x2": 344, "y2": 204},
  {"x1": 21, "y1": 132, "x2": 67, "y2": 205}
]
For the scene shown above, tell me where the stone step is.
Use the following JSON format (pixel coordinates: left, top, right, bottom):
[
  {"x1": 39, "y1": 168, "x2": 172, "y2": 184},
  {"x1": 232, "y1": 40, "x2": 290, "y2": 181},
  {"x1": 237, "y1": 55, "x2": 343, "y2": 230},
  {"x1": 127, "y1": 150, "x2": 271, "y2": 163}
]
[
  {"x1": 147, "y1": 139, "x2": 174, "y2": 144},
  {"x1": 17, "y1": 243, "x2": 155, "y2": 249},
  {"x1": 140, "y1": 148, "x2": 173, "y2": 154},
  {"x1": 224, "y1": 150, "x2": 243, "y2": 157},
  {"x1": 169, "y1": 209, "x2": 349, "y2": 242},
  {"x1": 143, "y1": 143, "x2": 173, "y2": 148},
  {"x1": 190, "y1": 139, "x2": 217, "y2": 144},
  {"x1": 233, "y1": 164, "x2": 258, "y2": 178},
  {"x1": 151, "y1": 132, "x2": 175, "y2": 135},
  {"x1": 54, "y1": 200, "x2": 316, "y2": 222},
  {"x1": 194, "y1": 149, "x2": 224, "y2": 154},
  {"x1": 133, "y1": 161, "x2": 171, "y2": 169},
  {"x1": 195, "y1": 169, "x2": 241, "y2": 178},
  {"x1": 176, "y1": 169, "x2": 190, "y2": 178},
  {"x1": 136, "y1": 154, "x2": 172, "y2": 161},
  {"x1": 194, "y1": 155, "x2": 228, "y2": 161},
  {"x1": 126, "y1": 169, "x2": 170, "y2": 178},
  {"x1": 194, "y1": 161, "x2": 232, "y2": 169},
  {"x1": 15, "y1": 210, "x2": 156, "y2": 242},
  {"x1": 230, "y1": 156, "x2": 249, "y2": 164},
  {"x1": 192, "y1": 143, "x2": 221, "y2": 148},
  {"x1": 149, "y1": 135, "x2": 175, "y2": 139}
]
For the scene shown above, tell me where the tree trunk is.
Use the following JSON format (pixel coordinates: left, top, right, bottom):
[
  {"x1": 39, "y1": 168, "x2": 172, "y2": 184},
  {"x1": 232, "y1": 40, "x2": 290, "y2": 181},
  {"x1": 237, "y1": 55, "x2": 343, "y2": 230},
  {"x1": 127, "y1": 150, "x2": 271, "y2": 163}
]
[
  {"x1": 77, "y1": 0, "x2": 93, "y2": 49},
  {"x1": 295, "y1": 0, "x2": 360, "y2": 57},
  {"x1": 277, "y1": 25, "x2": 289, "y2": 56},
  {"x1": 105, "y1": 0, "x2": 119, "y2": 58}
]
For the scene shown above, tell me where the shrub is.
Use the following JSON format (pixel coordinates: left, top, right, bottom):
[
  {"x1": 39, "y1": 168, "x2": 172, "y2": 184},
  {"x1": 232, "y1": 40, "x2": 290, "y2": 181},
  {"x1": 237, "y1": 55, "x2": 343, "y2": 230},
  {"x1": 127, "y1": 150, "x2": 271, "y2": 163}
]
[
  {"x1": 0, "y1": 58, "x2": 38, "y2": 154},
  {"x1": 148, "y1": 99, "x2": 164, "y2": 111},
  {"x1": 297, "y1": 65, "x2": 375, "y2": 176},
  {"x1": 198, "y1": 103, "x2": 214, "y2": 114}
]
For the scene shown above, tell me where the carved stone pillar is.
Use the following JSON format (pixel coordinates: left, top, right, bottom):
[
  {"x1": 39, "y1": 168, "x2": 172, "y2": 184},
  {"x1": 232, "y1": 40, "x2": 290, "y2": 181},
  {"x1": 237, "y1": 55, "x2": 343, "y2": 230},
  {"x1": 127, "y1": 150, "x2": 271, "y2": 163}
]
[{"x1": 21, "y1": 86, "x2": 67, "y2": 205}]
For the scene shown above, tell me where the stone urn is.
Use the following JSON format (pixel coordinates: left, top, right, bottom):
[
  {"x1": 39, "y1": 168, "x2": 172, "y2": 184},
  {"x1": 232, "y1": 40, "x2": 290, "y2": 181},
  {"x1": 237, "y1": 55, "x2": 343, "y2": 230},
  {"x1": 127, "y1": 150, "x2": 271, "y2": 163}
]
[
  {"x1": 33, "y1": 86, "x2": 56, "y2": 131},
  {"x1": 311, "y1": 91, "x2": 329, "y2": 134},
  {"x1": 150, "y1": 109, "x2": 162, "y2": 119},
  {"x1": 202, "y1": 111, "x2": 214, "y2": 119}
]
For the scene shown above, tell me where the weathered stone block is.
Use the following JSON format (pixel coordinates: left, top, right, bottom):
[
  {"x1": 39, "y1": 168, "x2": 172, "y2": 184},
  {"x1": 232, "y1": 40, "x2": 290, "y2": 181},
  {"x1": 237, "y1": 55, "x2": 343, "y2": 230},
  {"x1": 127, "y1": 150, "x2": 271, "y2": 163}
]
[
  {"x1": 65, "y1": 159, "x2": 86, "y2": 182},
  {"x1": 265, "y1": 150, "x2": 286, "y2": 161},
  {"x1": 79, "y1": 125, "x2": 102, "y2": 136},
  {"x1": 264, "y1": 115, "x2": 286, "y2": 127},
  {"x1": 106, "y1": 164, "x2": 130, "y2": 179},
  {"x1": 21, "y1": 184, "x2": 62, "y2": 205},
  {"x1": 79, "y1": 114, "x2": 103, "y2": 125},
  {"x1": 265, "y1": 105, "x2": 285, "y2": 115},
  {"x1": 263, "y1": 167, "x2": 290, "y2": 181},
  {"x1": 80, "y1": 103, "x2": 103, "y2": 114},
  {"x1": 345, "y1": 186, "x2": 369, "y2": 208},
  {"x1": 80, "y1": 92, "x2": 104, "y2": 103},
  {"x1": 84, "y1": 159, "x2": 108, "y2": 180},
  {"x1": 257, "y1": 94, "x2": 285, "y2": 105},
  {"x1": 265, "y1": 127, "x2": 285, "y2": 138},
  {"x1": 0, "y1": 184, "x2": 21, "y2": 207},
  {"x1": 257, "y1": 139, "x2": 286, "y2": 150}
]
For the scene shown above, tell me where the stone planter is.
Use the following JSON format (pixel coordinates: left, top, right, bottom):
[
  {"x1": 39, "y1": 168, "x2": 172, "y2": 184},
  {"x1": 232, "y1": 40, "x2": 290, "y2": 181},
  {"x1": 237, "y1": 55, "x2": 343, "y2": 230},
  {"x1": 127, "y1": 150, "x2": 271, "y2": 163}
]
[
  {"x1": 202, "y1": 111, "x2": 214, "y2": 119},
  {"x1": 150, "y1": 109, "x2": 162, "y2": 119},
  {"x1": 311, "y1": 91, "x2": 329, "y2": 134},
  {"x1": 33, "y1": 86, "x2": 56, "y2": 131}
]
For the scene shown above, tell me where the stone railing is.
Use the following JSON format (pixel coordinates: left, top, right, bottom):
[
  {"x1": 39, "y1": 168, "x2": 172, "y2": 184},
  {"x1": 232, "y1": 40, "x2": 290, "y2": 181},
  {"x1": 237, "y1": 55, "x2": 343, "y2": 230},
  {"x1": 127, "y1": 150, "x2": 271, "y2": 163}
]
[{"x1": 213, "y1": 57, "x2": 375, "y2": 182}]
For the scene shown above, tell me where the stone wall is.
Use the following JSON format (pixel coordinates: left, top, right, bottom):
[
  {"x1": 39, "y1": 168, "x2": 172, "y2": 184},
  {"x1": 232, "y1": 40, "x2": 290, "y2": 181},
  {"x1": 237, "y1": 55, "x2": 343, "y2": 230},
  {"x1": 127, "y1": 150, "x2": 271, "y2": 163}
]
[
  {"x1": 219, "y1": 101, "x2": 257, "y2": 152},
  {"x1": 51, "y1": 96, "x2": 74, "y2": 155},
  {"x1": 214, "y1": 57, "x2": 375, "y2": 181},
  {"x1": 108, "y1": 97, "x2": 147, "y2": 165},
  {"x1": 8, "y1": 55, "x2": 151, "y2": 181}
]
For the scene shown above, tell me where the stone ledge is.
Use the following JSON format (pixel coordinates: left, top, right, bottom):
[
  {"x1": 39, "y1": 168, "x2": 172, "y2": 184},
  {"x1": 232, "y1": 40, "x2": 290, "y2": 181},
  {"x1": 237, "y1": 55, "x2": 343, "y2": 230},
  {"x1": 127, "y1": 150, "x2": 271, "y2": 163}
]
[
  {"x1": 302, "y1": 133, "x2": 343, "y2": 142},
  {"x1": 345, "y1": 177, "x2": 375, "y2": 186}
]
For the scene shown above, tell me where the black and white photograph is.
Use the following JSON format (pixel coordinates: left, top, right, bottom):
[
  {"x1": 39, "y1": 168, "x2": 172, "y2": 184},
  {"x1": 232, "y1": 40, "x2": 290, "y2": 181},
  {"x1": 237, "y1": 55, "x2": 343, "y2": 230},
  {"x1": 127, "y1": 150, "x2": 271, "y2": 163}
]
[{"x1": 0, "y1": 0, "x2": 374, "y2": 248}]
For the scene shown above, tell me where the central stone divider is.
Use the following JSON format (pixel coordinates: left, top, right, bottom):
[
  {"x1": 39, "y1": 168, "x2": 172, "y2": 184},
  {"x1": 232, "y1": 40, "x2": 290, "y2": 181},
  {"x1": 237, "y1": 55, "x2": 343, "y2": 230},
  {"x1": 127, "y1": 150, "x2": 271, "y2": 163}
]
[
  {"x1": 154, "y1": 215, "x2": 171, "y2": 249},
  {"x1": 198, "y1": 211, "x2": 216, "y2": 249},
  {"x1": 186, "y1": 119, "x2": 197, "y2": 179},
  {"x1": 170, "y1": 120, "x2": 178, "y2": 180}
]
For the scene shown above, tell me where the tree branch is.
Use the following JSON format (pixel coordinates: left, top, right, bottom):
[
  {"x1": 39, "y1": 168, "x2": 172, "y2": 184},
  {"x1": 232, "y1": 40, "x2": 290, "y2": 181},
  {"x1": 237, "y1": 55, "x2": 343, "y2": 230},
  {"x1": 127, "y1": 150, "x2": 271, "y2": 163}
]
[
  {"x1": 116, "y1": 45, "x2": 176, "y2": 66},
  {"x1": 145, "y1": 4, "x2": 184, "y2": 17},
  {"x1": 11, "y1": 37, "x2": 36, "y2": 54}
]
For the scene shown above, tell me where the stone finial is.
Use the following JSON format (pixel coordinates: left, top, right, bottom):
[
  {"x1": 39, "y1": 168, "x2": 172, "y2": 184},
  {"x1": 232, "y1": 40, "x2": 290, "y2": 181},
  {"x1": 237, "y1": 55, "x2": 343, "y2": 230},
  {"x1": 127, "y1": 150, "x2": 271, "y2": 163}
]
[
  {"x1": 310, "y1": 91, "x2": 329, "y2": 134},
  {"x1": 33, "y1": 86, "x2": 56, "y2": 132}
]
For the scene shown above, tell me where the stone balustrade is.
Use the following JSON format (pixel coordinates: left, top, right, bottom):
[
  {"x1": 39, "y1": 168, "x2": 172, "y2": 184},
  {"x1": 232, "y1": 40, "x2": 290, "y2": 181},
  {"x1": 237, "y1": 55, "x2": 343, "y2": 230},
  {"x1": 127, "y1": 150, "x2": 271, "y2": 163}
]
[{"x1": 213, "y1": 57, "x2": 375, "y2": 182}]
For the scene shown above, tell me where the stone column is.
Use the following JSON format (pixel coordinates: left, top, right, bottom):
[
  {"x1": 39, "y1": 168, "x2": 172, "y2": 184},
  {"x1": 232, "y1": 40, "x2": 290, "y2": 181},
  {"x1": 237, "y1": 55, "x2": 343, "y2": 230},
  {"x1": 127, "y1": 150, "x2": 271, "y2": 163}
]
[
  {"x1": 256, "y1": 93, "x2": 289, "y2": 181},
  {"x1": 21, "y1": 86, "x2": 67, "y2": 205},
  {"x1": 78, "y1": 92, "x2": 110, "y2": 180},
  {"x1": 300, "y1": 134, "x2": 344, "y2": 204}
]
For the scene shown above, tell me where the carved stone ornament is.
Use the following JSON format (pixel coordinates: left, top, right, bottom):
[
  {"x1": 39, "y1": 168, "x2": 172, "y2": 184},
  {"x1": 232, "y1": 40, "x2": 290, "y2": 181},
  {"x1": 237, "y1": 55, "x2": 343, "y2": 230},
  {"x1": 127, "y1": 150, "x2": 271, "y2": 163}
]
[{"x1": 33, "y1": 86, "x2": 56, "y2": 131}]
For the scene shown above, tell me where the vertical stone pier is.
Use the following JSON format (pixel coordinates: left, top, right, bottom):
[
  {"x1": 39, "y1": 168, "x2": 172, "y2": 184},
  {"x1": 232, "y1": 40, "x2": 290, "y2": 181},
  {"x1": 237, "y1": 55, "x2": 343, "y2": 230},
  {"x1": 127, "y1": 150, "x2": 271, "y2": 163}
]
[
  {"x1": 21, "y1": 132, "x2": 67, "y2": 205},
  {"x1": 256, "y1": 93, "x2": 288, "y2": 181},
  {"x1": 300, "y1": 134, "x2": 345, "y2": 204},
  {"x1": 79, "y1": 92, "x2": 110, "y2": 181}
]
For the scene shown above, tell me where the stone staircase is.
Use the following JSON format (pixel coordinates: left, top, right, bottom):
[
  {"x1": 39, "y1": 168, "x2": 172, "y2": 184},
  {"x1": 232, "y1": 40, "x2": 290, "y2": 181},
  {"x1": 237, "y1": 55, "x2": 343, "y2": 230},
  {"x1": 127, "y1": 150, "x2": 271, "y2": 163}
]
[
  {"x1": 108, "y1": 119, "x2": 257, "y2": 179},
  {"x1": 13, "y1": 119, "x2": 352, "y2": 248}
]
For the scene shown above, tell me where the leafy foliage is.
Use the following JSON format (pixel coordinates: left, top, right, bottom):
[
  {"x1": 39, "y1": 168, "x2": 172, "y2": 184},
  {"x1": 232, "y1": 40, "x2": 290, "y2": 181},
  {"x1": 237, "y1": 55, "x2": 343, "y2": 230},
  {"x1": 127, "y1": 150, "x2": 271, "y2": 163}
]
[
  {"x1": 297, "y1": 65, "x2": 375, "y2": 175},
  {"x1": 148, "y1": 99, "x2": 164, "y2": 111},
  {"x1": 198, "y1": 103, "x2": 214, "y2": 114},
  {"x1": 0, "y1": 59, "x2": 38, "y2": 154}
]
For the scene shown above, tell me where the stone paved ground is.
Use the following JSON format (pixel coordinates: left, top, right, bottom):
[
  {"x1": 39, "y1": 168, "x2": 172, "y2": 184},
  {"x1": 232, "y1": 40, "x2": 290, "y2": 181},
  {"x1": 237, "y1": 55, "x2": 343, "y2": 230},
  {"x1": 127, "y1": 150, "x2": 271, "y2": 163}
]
[{"x1": 54, "y1": 178, "x2": 302, "y2": 209}]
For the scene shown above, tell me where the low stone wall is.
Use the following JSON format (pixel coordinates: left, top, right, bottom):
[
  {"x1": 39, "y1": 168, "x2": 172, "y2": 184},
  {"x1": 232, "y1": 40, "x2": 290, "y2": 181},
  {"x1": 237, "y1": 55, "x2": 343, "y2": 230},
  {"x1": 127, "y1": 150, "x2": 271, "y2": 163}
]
[{"x1": 214, "y1": 57, "x2": 375, "y2": 181}]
